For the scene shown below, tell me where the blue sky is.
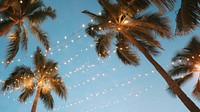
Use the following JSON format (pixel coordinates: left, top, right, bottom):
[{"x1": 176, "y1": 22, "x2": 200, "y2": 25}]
[{"x1": 0, "y1": 0, "x2": 200, "y2": 112}]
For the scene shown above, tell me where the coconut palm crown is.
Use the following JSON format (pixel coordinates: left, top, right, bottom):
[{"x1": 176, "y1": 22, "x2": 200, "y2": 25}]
[
  {"x1": 83, "y1": 0, "x2": 200, "y2": 111},
  {"x1": 168, "y1": 36, "x2": 200, "y2": 99},
  {"x1": 1, "y1": 47, "x2": 67, "y2": 112},
  {"x1": 83, "y1": 0, "x2": 172, "y2": 65},
  {"x1": 0, "y1": 0, "x2": 56, "y2": 65}
]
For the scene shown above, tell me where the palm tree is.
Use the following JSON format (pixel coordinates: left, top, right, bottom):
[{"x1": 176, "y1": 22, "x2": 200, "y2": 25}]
[
  {"x1": 1, "y1": 47, "x2": 67, "y2": 112},
  {"x1": 168, "y1": 36, "x2": 200, "y2": 99},
  {"x1": 0, "y1": 0, "x2": 56, "y2": 65},
  {"x1": 147, "y1": 0, "x2": 199, "y2": 35},
  {"x1": 82, "y1": 0, "x2": 199, "y2": 111}
]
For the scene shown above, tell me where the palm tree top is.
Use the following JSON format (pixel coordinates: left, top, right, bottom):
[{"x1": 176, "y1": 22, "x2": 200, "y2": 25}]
[
  {"x1": 0, "y1": 0, "x2": 56, "y2": 66},
  {"x1": 1, "y1": 47, "x2": 67, "y2": 111},
  {"x1": 168, "y1": 36, "x2": 200, "y2": 99},
  {"x1": 83, "y1": 0, "x2": 172, "y2": 65}
]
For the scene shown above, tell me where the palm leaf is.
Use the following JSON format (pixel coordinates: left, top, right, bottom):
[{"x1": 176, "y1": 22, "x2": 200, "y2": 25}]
[
  {"x1": 150, "y1": 0, "x2": 175, "y2": 13},
  {"x1": 40, "y1": 91, "x2": 54, "y2": 110},
  {"x1": 116, "y1": 41, "x2": 139, "y2": 65},
  {"x1": 136, "y1": 39, "x2": 160, "y2": 56},
  {"x1": 28, "y1": 6, "x2": 56, "y2": 24},
  {"x1": 19, "y1": 87, "x2": 35, "y2": 102},
  {"x1": 0, "y1": 19, "x2": 15, "y2": 36},
  {"x1": 49, "y1": 77, "x2": 67, "y2": 100},
  {"x1": 168, "y1": 64, "x2": 194, "y2": 76},
  {"x1": 95, "y1": 32, "x2": 114, "y2": 57},
  {"x1": 33, "y1": 47, "x2": 45, "y2": 72},
  {"x1": 192, "y1": 79, "x2": 200, "y2": 99},
  {"x1": 2, "y1": 65, "x2": 33, "y2": 91},
  {"x1": 42, "y1": 59, "x2": 58, "y2": 77},
  {"x1": 21, "y1": 24, "x2": 28, "y2": 51},
  {"x1": 24, "y1": 0, "x2": 44, "y2": 15},
  {"x1": 5, "y1": 26, "x2": 21, "y2": 65},
  {"x1": 0, "y1": 0, "x2": 15, "y2": 13},
  {"x1": 30, "y1": 24, "x2": 50, "y2": 51},
  {"x1": 98, "y1": 0, "x2": 118, "y2": 20},
  {"x1": 135, "y1": 13, "x2": 172, "y2": 38},
  {"x1": 175, "y1": 0, "x2": 200, "y2": 35},
  {"x1": 85, "y1": 24, "x2": 99, "y2": 38},
  {"x1": 118, "y1": 0, "x2": 150, "y2": 16},
  {"x1": 82, "y1": 10, "x2": 104, "y2": 23}
]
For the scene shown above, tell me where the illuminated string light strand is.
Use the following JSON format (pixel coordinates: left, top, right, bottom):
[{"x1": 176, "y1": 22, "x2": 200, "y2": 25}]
[
  {"x1": 53, "y1": 69, "x2": 155, "y2": 111},
  {"x1": 67, "y1": 64, "x2": 123, "y2": 90},
  {"x1": 0, "y1": 21, "x2": 89, "y2": 64},
  {"x1": 81, "y1": 86, "x2": 153, "y2": 112}
]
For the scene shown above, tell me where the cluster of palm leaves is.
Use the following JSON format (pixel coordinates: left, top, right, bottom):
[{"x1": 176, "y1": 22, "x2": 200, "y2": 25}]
[
  {"x1": 168, "y1": 37, "x2": 200, "y2": 99},
  {"x1": 2, "y1": 47, "x2": 67, "y2": 112},
  {"x1": 0, "y1": 0, "x2": 56, "y2": 65}
]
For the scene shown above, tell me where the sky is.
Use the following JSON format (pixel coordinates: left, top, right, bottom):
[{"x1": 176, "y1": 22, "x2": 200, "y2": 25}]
[{"x1": 0, "y1": 0, "x2": 200, "y2": 112}]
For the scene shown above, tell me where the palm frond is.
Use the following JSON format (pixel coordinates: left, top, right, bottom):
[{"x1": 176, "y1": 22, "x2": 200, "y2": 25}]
[
  {"x1": 128, "y1": 27, "x2": 163, "y2": 50},
  {"x1": 116, "y1": 41, "x2": 139, "y2": 65},
  {"x1": 172, "y1": 36, "x2": 200, "y2": 63},
  {"x1": 42, "y1": 59, "x2": 58, "y2": 77},
  {"x1": 135, "y1": 13, "x2": 172, "y2": 38},
  {"x1": 168, "y1": 63, "x2": 194, "y2": 76},
  {"x1": 30, "y1": 24, "x2": 50, "y2": 51},
  {"x1": 150, "y1": 0, "x2": 175, "y2": 13},
  {"x1": 185, "y1": 36, "x2": 200, "y2": 54},
  {"x1": 21, "y1": 24, "x2": 28, "y2": 51},
  {"x1": 192, "y1": 79, "x2": 200, "y2": 99},
  {"x1": 98, "y1": 0, "x2": 118, "y2": 19},
  {"x1": 49, "y1": 77, "x2": 67, "y2": 100},
  {"x1": 167, "y1": 73, "x2": 194, "y2": 96},
  {"x1": 175, "y1": 0, "x2": 200, "y2": 35},
  {"x1": 33, "y1": 47, "x2": 45, "y2": 72},
  {"x1": 40, "y1": 91, "x2": 54, "y2": 110},
  {"x1": 0, "y1": 0, "x2": 15, "y2": 13},
  {"x1": 19, "y1": 87, "x2": 35, "y2": 102},
  {"x1": 2, "y1": 65, "x2": 33, "y2": 91},
  {"x1": 25, "y1": 0, "x2": 44, "y2": 15},
  {"x1": 82, "y1": 10, "x2": 104, "y2": 23},
  {"x1": 85, "y1": 24, "x2": 101, "y2": 38},
  {"x1": 118, "y1": 0, "x2": 150, "y2": 16},
  {"x1": 136, "y1": 39, "x2": 160, "y2": 56},
  {"x1": 5, "y1": 26, "x2": 21, "y2": 65},
  {"x1": 28, "y1": 6, "x2": 56, "y2": 24},
  {"x1": 0, "y1": 19, "x2": 15, "y2": 36},
  {"x1": 96, "y1": 32, "x2": 114, "y2": 58}
]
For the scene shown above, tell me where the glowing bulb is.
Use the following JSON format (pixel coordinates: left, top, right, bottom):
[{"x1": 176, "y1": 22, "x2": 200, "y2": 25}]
[
  {"x1": 82, "y1": 24, "x2": 85, "y2": 28},
  {"x1": 123, "y1": 20, "x2": 129, "y2": 24},
  {"x1": 117, "y1": 27, "x2": 121, "y2": 30},
  {"x1": 20, "y1": 0, "x2": 23, "y2": 3}
]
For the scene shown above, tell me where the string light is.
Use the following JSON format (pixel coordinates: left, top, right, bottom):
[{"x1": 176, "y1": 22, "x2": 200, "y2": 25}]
[
  {"x1": 82, "y1": 86, "x2": 153, "y2": 112},
  {"x1": 53, "y1": 69, "x2": 154, "y2": 111}
]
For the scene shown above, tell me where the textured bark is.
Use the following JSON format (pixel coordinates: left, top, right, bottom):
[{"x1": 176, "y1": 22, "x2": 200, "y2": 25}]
[
  {"x1": 121, "y1": 31, "x2": 200, "y2": 112},
  {"x1": 31, "y1": 87, "x2": 41, "y2": 112}
]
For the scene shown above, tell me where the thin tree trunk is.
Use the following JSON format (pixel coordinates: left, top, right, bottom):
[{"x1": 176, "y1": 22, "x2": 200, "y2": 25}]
[
  {"x1": 121, "y1": 31, "x2": 200, "y2": 112},
  {"x1": 31, "y1": 86, "x2": 41, "y2": 112}
]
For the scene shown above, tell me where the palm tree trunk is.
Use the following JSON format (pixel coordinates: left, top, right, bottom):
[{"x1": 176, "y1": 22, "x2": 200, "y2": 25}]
[
  {"x1": 121, "y1": 31, "x2": 200, "y2": 112},
  {"x1": 31, "y1": 86, "x2": 41, "y2": 112}
]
